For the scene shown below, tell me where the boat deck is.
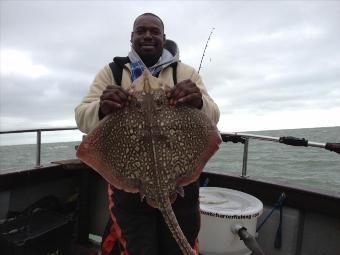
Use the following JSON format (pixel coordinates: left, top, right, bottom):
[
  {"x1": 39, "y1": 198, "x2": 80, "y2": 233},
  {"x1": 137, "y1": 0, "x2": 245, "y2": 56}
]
[{"x1": 1, "y1": 160, "x2": 339, "y2": 254}]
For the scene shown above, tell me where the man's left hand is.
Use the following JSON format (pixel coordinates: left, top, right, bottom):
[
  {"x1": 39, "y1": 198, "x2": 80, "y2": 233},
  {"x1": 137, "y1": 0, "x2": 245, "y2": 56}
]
[{"x1": 166, "y1": 79, "x2": 203, "y2": 109}]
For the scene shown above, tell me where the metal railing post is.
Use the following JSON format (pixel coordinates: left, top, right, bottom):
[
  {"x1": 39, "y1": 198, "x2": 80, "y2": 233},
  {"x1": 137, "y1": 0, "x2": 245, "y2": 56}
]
[
  {"x1": 241, "y1": 138, "x2": 249, "y2": 177},
  {"x1": 36, "y1": 130, "x2": 42, "y2": 167},
  {"x1": 0, "y1": 127, "x2": 79, "y2": 169}
]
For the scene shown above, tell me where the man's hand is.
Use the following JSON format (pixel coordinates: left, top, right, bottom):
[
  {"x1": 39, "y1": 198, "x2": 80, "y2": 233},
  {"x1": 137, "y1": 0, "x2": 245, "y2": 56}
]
[
  {"x1": 99, "y1": 85, "x2": 132, "y2": 116},
  {"x1": 166, "y1": 80, "x2": 203, "y2": 109}
]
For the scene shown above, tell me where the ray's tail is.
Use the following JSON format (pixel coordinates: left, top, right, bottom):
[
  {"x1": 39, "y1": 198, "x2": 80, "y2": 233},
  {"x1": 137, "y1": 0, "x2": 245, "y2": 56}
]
[{"x1": 159, "y1": 196, "x2": 197, "y2": 255}]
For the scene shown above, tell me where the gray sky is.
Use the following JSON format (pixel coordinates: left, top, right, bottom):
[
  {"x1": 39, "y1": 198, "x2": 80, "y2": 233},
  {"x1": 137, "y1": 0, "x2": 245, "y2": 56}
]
[{"x1": 1, "y1": 0, "x2": 340, "y2": 136}]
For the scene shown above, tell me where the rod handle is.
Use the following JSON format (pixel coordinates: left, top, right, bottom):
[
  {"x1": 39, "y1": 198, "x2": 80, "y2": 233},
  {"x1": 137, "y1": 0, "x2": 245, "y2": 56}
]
[
  {"x1": 279, "y1": 136, "x2": 308, "y2": 146},
  {"x1": 325, "y1": 143, "x2": 340, "y2": 154}
]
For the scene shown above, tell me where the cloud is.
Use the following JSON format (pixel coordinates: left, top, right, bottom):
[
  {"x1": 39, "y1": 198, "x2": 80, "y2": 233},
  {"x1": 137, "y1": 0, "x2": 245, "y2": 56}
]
[
  {"x1": 218, "y1": 107, "x2": 340, "y2": 132},
  {"x1": 1, "y1": 1, "x2": 340, "y2": 134},
  {"x1": 1, "y1": 49, "x2": 50, "y2": 78}
]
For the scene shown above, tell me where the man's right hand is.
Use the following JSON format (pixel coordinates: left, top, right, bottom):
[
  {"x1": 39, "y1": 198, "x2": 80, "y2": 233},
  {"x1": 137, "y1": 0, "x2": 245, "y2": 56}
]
[{"x1": 99, "y1": 85, "x2": 132, "y2": 116}]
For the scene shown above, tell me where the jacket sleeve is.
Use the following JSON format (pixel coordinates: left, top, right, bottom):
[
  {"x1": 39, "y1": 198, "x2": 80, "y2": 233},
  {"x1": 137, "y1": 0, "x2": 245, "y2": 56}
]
[
  {"x1": 180, "y1": 66, "x2": 220, "y2": 126},
  {"x1": 194, "y1": 72, "x2": 220, "y2": 125},
  {"x1": 74, "y1": 65, "x2": 113, "y2": 134}
]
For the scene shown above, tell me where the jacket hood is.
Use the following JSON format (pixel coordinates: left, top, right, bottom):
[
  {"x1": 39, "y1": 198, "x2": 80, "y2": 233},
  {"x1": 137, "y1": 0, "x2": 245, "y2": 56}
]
[{"x1": 164, "y1": 39, "x2": 179, "y2": 61}]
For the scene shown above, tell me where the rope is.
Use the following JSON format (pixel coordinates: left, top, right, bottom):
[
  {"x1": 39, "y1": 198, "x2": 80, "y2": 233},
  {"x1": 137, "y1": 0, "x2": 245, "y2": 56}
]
[{"x1": 256, "y1": 192, "x2": 286, "y2": 249}]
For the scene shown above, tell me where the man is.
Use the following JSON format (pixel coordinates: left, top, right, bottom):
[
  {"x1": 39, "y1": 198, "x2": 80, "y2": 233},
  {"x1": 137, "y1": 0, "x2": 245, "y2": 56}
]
[{"x1": 75, "y1": 13, "x2": 219, "y2": 255}]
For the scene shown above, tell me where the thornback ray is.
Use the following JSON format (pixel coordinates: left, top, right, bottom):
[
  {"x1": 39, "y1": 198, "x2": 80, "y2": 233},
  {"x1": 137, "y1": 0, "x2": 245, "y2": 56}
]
[{"x1": 76, "y1": 70, "x2": 222, "y2": 255}]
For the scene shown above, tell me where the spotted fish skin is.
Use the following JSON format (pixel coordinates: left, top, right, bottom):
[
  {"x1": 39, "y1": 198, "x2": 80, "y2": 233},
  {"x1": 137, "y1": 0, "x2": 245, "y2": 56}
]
[{"x1": 77, "y1": 70, "x2": 222, "y2": 255}]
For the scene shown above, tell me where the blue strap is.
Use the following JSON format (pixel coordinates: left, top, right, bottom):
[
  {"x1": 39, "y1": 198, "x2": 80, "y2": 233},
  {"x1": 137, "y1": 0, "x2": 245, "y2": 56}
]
[
  {"x1": 256, "y1": 192, "x2": 286, "y2": 233},
  {"x1": 201, "y1": 178, "x2": 209, "y2": 187}
]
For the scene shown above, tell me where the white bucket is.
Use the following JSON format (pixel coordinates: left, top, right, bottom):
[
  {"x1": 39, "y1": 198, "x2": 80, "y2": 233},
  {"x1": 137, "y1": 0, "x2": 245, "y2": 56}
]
[{"x1": 198, "y1": 187, "x2": 263, "y2": 255}]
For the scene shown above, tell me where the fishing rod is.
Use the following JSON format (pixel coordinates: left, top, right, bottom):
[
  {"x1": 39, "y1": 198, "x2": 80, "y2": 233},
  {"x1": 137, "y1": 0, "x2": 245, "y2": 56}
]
[
  {"x1": 198, "y1": 28, "x2": 215, "y2": 74},
  {"x1": 220, "y1": 132, "x2": 340, "y2": 155}
]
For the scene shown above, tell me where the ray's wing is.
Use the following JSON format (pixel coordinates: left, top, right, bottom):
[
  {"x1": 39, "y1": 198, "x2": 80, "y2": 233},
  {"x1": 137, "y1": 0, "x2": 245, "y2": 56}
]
[
  {"x1": 76, "y1": 105, "x2": 153, "y2": 193},
  {"x1": 153, "y1": 100, "x2": 221, "y2": 188}
]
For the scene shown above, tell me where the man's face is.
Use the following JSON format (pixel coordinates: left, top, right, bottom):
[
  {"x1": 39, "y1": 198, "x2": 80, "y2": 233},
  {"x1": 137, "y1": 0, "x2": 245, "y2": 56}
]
[{"x1": 131, "y1": 15, "x2": 165, "y2": 63}]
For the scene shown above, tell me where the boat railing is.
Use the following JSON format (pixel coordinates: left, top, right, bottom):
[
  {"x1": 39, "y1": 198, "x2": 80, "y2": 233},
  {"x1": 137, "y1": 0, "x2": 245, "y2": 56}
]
[
  {"x1": 1, "y1": 127, "x2": 339, "y2": 173},
  {"x1": 0, "y1": 127, "x2": 79, "y2": 167},
  {"x1": 220, "y1": 132, "x2": 340, "y2": 177}
]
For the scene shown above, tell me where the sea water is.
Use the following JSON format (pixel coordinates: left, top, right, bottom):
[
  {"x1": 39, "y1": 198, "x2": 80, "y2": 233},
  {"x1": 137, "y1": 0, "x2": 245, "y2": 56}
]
[{"x1": 0, "y1": 126, "x2": 339, "y2": 193}]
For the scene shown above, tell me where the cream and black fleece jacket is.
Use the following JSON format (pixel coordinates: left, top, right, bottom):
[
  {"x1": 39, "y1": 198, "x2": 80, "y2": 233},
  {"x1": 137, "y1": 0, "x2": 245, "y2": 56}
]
[{"x1": 75, "y1": 42, "x2": 220, "y2": 134}]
